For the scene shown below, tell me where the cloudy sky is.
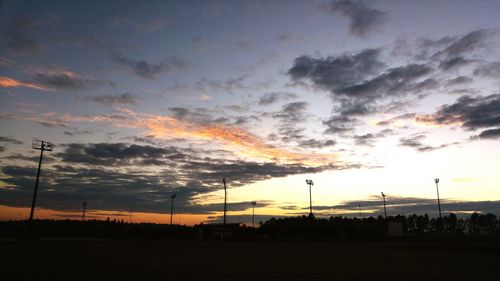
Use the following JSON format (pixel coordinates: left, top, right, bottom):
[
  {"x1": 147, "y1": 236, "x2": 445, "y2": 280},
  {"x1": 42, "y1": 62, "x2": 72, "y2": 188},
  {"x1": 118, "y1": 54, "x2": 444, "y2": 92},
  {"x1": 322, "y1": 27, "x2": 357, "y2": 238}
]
[{"x1": 1, "y1": 0, "x2": 499, "y2": 224}]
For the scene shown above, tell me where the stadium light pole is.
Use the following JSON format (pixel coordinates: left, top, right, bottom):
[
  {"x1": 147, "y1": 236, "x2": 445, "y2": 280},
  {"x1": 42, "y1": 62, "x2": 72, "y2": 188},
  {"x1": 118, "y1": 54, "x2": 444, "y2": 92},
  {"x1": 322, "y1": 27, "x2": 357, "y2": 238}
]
[
  {"x1": 381, "y1": 192, "x2": 387, "y2": 219},
  {"x1": 29, "y1": 139, "x2": 53, "y2": 222},
  {"x1": 306, "y1": 179, "x2": 314, "y2": 216},
  {"x1": 170, "y1": 194, "x2": 176, "y2": 225},
  {"x1": 434, "y1": 178, "x2": 442, "y2": 220},
  {"x1": 81, "y1": 201, "x2": 86, "y2": 222},
  {"x1": 434, "y1": 178, "x2": 443, "y2": 232},
  {"x1": 251, "y1": 201, "x2": 257, "y2": 228},
  {"x1": 223, "y1": 178, "x2": 227, "y2": 224}
]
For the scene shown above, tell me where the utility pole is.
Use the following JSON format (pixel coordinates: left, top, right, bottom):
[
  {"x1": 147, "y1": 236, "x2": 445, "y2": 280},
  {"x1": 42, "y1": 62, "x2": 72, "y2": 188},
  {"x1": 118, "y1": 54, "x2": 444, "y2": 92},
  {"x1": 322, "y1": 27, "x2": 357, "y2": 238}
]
[
  {"x1": 170, "y1": 194, "x2": 176, "y2": 225},
  {"x1": 29, "y1": 139, "x2": 53, "y2": 222},
  {"x1": 251, "y1": 201, "x2": 256, "y2": 227},
  {"x1": 223, "y1": 178, "x2": 227, "y2": 224},
  {"x1": 81, "y1": 201, "x2": 86, "y2": 222},
  {"x1": 306, "y1": 179, "x2": 314, "y2": 216},
  {"x1": 381, "y1": 192, "x2": 387, "y2": 219}
]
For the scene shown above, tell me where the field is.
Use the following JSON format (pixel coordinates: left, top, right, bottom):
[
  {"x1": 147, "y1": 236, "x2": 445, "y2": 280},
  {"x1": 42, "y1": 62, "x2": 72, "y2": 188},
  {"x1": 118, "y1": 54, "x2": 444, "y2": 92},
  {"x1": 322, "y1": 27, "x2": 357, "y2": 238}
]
[{"x1": 1, "y1": 238, "x2": 498, "y2": 281}]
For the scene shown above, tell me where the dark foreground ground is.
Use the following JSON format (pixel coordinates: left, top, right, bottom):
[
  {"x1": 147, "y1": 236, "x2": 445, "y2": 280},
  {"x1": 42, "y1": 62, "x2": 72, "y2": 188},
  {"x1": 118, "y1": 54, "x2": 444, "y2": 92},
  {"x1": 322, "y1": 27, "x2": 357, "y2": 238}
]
[{"x1": 1, "y1": 238, "x2": 499, "y2": 281}]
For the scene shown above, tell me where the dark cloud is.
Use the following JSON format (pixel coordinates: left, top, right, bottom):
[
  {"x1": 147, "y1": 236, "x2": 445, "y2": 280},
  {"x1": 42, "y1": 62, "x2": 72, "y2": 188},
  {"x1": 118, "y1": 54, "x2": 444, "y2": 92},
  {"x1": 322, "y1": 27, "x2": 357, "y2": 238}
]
[
  {"x1": 110, "y1": 52, "x2": 189, "y2": 79},
  {"x1": 196, "y1": 74, "x2": 271, "y2": 94},
  {"x1": 446, "y1": 76, "x2": 473, "y2": 86},
  {"x1": 298, "y1": 139, "x2": 336, "y2": 149},
  {"x1": 336, "y1": 64, "x2": 433, "y2": 100},
  {"x1": 0, "y1": 136, "x2": 23, "y2": 145},
  {"x1": 473, "y1": 61, "x2": 500, "y2": 78},
  {"x1": 439, "y1": 56, "x2": 473, "y2": 71},
  {"x1": 56, "y1": 143, "x2": 184, "y2": 166},
  {"x1": 399, "y1": 134, "x2": 451, "y2": 152},
  {"x1": 288, "y1": 48, "x2": 383, "y2": 91},
  {"x1": 63, "y1": 128, "x2": 95, "y2": 137},
  {"x1": 269, "y1": 102, "x2": 310, "y2": 143},
  {"x1": 80, "y1": 93, "x2": 138, "y2": 106},
  {"x1": 258, "y1": 92, "x2": 298, "y2": 106},
  {"x1": 0, "y1": 146, "x2": 5, "y2": 153},
  {"x1": 167, "y1": 107, "x2": 217, "y2": 124},
  {"x1": 31, "y1": 70, "x2": 114, "y2": 90},
  {"x1": 289, "y1": 49, "x2": 433, "y2": 134},
  {"x1": 353, "y1": 129, "x2": 393, "y2": 146},
  {"x1": 353, "y1": 133, "x2": 376, "y2": 146},
  {"x1": 0, "y1": 142, "x2": 350, "y2": 214},
  {"x1": 323, "y1": 115, "x2": 357, "y2": 135},
  {"x1": 416, "y1": 94, "x2": 500, "y2": 130},
  {"x1": 476, "y1": 128, "x2": 500, "y2": 140},
  {"x1": 431, "y1": 29, "x2": 494, "y2": 59},
  {"x1": 324, "y1": 0, "x2": 388, "y2": 37},
  {"x1": 376, "y1": 113, "x2": 415, "y2": 126}
]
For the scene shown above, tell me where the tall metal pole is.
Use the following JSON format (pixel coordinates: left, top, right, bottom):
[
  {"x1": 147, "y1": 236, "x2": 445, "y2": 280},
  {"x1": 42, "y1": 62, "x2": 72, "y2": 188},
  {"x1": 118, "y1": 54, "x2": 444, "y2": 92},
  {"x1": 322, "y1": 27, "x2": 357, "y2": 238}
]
[
  {"x1": 81, "y1": 201, "x2": 86, "y2": 222},
  {"x1": 251, "y1": 201, "x2": 256, "y2": 228},
  {"x1": 170, "y1": 194, "x2": 176, "y2": 225},
  {"x1": 381, "y1": 192, "x2": 387, "y2": 219},
  {"x1": 29, "y1": 141, "x2": 44, "y2": 221},
  {"x1": 223, "y1": 178, "x2": 227, "y2": 224},
  {"x1": 252, "y1": 204, "x2": 255, "y2": 227},
  {"x1": 306, "y1": 179, "x2": 313, "y2": 216},
  {"x1": 435, "y1": 178, "x2": 442, "y2": 220},
  {"x1": 309, "y1": 184, "x2": 312, "y2": 215}
]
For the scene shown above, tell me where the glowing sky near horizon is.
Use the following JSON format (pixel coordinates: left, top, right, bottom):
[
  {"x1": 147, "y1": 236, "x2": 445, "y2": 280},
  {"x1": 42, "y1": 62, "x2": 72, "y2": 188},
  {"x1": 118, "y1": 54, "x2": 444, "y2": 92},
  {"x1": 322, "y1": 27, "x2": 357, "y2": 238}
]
[{"x1": 1, "y1": 0, "x2": 499, "y2": 224}]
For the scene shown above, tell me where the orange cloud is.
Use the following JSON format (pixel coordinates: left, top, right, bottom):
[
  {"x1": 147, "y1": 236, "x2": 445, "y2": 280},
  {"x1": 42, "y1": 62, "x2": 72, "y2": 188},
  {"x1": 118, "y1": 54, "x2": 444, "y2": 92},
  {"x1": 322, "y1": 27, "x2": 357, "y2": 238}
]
[
  {"x1": 12, "y1": 109, "x2": 338, "y2": 166},
  {"x1": 0, "y1": 76, "x2": 47, "y2": 91},
  {"x1": 414, "y1": 114, "x2": 462, "y2": 128},
  {"x1": 134, "y1": 114, "x2": 337, "y2": 166}
]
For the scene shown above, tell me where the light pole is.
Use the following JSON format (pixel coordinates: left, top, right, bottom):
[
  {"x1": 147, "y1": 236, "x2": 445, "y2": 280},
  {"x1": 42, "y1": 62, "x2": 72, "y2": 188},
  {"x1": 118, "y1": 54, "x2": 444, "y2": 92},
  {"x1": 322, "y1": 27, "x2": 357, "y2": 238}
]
[
  {"x1": 358, "y1": 203, "x2": 361, "y2": 219},
  {"x1": 435, "y1": 178, "x2": 442, "y2": 231},
  {"x1": 223, "y1": 178, "x2": 227, "y2": 224},
  {"x1": 81, "y1": 201, "x2": 86, "y2": 222},
  {"x1": 381, "y1": 192, "x2": 387, "y2": 219},
  {"x1": 251, "y1": 201, "x2": 256, "y2": 227},
  {"x1": 170, "y1": 194, "x2": 176, "y2": 225},
  {"x1": 306, "y1": 179, "x2": 314, "y2": 216},
  {"x1": 29, "y1": 139, "x2": 53, "y2": 221}
]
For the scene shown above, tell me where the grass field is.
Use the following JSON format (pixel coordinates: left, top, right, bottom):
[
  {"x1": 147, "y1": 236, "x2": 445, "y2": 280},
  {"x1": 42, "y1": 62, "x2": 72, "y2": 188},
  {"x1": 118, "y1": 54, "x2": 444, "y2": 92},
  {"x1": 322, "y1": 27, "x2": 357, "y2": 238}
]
[{"x1": 1, "y1": 238, "x2": 498, "y2": 281}]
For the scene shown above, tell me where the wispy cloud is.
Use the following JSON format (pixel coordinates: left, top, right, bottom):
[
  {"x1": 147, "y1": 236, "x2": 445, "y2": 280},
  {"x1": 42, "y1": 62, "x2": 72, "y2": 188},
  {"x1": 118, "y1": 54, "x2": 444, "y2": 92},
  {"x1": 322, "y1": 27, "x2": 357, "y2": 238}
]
[
  {"x1": 7, "y1": 109, "x2": 339, "y2": 166},
  {"x1": 0, "y1": 76, "x2": 47, "y2": 91}
]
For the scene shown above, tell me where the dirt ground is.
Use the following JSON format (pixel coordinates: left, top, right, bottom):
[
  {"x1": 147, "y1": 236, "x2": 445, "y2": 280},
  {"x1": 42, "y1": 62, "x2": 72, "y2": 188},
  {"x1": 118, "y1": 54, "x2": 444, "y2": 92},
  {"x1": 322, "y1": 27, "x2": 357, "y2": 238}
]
[{"x1": 1, "y1": 238, "x2": 498, "y2": 281}]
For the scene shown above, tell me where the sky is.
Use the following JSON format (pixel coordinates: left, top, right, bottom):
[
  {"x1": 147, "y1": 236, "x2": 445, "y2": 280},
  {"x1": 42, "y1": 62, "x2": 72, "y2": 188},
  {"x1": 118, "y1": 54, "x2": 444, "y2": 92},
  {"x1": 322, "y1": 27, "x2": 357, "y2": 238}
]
[{"x1": 1, "y1": 0, "x2": 499, "y2": 225}]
